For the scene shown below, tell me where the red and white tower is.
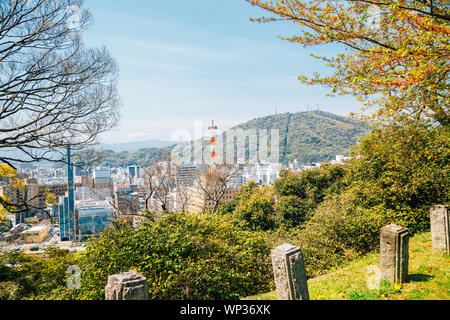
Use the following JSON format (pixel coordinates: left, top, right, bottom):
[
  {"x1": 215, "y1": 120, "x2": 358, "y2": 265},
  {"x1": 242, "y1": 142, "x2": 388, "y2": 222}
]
[{"x1": 208, "y1": 120, "x2": 218, "y2": 173}]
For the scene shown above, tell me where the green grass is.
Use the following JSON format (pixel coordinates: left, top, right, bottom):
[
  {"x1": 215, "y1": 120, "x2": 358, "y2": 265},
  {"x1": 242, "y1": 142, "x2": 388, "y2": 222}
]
[{"x1": 245, "y1": 232, "x2": 449, "y2": 300}]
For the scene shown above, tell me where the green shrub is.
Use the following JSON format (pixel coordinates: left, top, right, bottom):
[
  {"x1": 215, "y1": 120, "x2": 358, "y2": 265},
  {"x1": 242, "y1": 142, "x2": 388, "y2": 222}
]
[
  {"x1": 296, "y1": 124, "x2": 449, "y2": 277},
  {"x1": 233, "y1": 185, "x2": 277, "y2": 231},
  {"x1": 275, "y1": 195, "x2": 312, "y2": 228},
  {"x1": 274, "y1": 164, "x2": 347, "y2": 224},
  {"x1": 347, "y1": 123, "x2": 449, "y2": 224},
  {"x1": 0, "y1": 248, "x2": 78, "y2": 300},
  {"x1": 70, "y1": 212, "x2": 275, "y2": 300},
  {"x1": 219, "y1": 164, "x2": 348, "y2": 231}
]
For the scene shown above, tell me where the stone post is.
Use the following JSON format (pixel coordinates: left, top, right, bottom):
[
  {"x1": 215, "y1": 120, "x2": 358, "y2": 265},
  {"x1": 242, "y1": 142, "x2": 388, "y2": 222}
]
[
  {"x1": 380, "y1": 224, "x2": 409, "y2": 284},
  {"x1": 271, "y1": 243, "x2": 309, "y2": 300},
  {"x1": 105, "y1": 270, "x2": 149, "y2": 300},
  {"x1": 430, "y1": 205, "x2": 449, "y2": 254}
]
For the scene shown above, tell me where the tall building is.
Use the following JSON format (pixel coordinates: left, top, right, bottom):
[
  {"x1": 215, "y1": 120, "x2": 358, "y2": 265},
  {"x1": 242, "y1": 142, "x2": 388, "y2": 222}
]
[
  {"x1": 0, "y1": 176, "x2": 40, "y2": 223},
  {"x1": 92, "y1": 166, "x2": 113, "y2": 198},
  {"x1": 93, "y1": 167, "x2": 111, "y2": 180},
  {"x1": 37, "y1": 184, "x2": 68, "y2": 208},
  {"x1": 186, "y1": 185, "x2": 238, "y2": 214},
  {"x1": 74, "y1": 163, "x2": 89, "y2": 177},
  {"x1": 127, "y1": 165, "x2": 140, "y2": 179},
  {"x1": 59, "y1": 195, "x2": 75, "y2": 240},
  {"x1": 243, "y1": 162, "x2": 281, "y2": 185},
  {"x1": 59, "y1": 152, "x2": 114, "y2": 241},
  {"x1": 59, "y1": 147, "x2": 75, "y2": 241},
  {"x1": 177, "y1": 164, "x2": 199, "y2": 187},
  {"x1": 114, "y1": 185, "x2": 139, "y2": 216}
]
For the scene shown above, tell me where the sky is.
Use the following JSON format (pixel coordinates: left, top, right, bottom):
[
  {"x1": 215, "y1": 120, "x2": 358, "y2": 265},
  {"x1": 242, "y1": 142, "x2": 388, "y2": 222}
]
[{"x1": 82, "y1": 0, "x2": 363, "y2": 144}]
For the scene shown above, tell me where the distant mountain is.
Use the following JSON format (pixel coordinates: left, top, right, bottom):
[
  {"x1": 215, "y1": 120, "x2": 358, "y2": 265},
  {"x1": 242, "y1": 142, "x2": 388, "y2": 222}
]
[
  {"x1": 95, "y1": 139, "x2": 175, "y2": 152},
  {"x1": 4, "y1": 140, "x2": 175, "y2": 168},
  {"x1": 77, "y1": 111, "x2": 370, "y2": 167},
  {"x1": 74, "y1": 147, "x2": 173, "y2": 168}
]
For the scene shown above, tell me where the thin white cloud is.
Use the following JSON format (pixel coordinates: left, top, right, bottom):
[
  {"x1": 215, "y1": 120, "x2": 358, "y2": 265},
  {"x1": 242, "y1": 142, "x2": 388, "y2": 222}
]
[
  {"x1": 133, "y1": 39, "x2": 244, "y2": 63},
  {"x1": 120, "y1": 59, "x2": 203, "y2": 73}
]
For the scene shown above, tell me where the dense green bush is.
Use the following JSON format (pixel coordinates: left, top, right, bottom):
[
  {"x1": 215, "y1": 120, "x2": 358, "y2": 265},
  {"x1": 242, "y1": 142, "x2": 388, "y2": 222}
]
[
  {"x1": 65, "y1": 212, "x2": 275, "y2": 300},
  {"x1": 233, "y1": 184, "x2": 277, "y2": 231},
  {"x1": 275, "y1": 195, "x2": 312, "y2": 228},
  {"x1": 274, "y1": 164, "x2": 346, "y2": 228},
  {"x1": 346, "y1": 123, "x2": 449, "y2": 234},
  {"x1": 218, "y1": 165, "x2": 347, "y2": 231},
  {"x1": 296, "y1": 123, "x2": 449, "y2": 277},
  {"x1": 297, "y1": 191, "x2": 386, "y2": 277},
  {"x1": 0, "y1": 248, "x2": 78, "y2": 300},
  {"x1": 274, "y1": 164, "x2": 346, "y2": 200}
]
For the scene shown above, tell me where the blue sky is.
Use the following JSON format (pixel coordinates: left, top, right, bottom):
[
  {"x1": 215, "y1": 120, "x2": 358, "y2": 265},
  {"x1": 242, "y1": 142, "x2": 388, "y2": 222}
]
[{"x1": 83, "y1": 0, "x2": 363, "y2": 144}]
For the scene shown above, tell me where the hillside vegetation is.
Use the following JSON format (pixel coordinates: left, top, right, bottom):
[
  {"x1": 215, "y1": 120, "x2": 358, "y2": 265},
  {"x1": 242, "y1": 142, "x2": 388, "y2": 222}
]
[
  {"x1": 232, "y1": 111, "x2": 369, "y2": 164},
  {"x1": 246, "y1": 232, "x2": 450, "y2": 300}
]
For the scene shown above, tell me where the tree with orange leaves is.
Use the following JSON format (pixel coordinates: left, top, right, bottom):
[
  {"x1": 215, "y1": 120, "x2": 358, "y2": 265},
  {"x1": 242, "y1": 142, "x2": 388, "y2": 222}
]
[{"x1": 246, "y1": 0, "x2": 449, "y2": 126}]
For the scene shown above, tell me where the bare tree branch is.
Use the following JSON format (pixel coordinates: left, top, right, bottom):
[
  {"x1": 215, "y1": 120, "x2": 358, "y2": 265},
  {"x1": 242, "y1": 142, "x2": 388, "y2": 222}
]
[{"x1": 0, "y1": 0, "x2": 121, "y2": 165}]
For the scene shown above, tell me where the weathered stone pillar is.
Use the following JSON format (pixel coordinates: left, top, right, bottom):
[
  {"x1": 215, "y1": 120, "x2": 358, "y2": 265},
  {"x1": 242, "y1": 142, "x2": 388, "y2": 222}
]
[
  {"x1": 430, "y1": 205, "x2": 449, "y2": 254},
  {"x1": 105, "y1": 270, "x2": 149, "y2": 300},
  {"x1": 380, "y1": 224, "x2": 409, "y2": 284},
  {"x1": 271, "y1": 243, "x2": 309, "y2": 300}
]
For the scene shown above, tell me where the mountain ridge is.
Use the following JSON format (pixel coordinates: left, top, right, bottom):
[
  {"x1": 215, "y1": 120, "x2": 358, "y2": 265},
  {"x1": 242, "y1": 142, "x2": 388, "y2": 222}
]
[
  {"x1": 77, "y1": 111, "x2": 370, "y2": 167},
  {"x1": 95, "y1": 139, "x2": 175, "y2": 152}
]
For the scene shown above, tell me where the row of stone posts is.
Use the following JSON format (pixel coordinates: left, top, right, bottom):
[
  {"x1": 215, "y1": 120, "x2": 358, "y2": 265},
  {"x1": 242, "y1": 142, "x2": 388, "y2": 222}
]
[
  {"x1": 270, "y1": 205, "x2": 449, "y2": 300},
  {"x1": 102, "y1": 205, "x2": 448, "y2": 300}
]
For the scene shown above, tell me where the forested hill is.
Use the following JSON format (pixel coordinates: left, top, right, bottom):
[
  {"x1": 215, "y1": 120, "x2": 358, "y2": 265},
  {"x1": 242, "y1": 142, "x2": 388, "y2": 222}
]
[
  {"x1": 231, "y1": 110, "x2": 369, "y2": 164},
  {"x1": 76, "y1": 111, "x2": 369, "y2": 167}
]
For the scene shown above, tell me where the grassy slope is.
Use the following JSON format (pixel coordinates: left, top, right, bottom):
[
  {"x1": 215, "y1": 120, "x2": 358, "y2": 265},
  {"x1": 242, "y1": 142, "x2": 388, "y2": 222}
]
[{"x1": 246, "y1": 232, "x2": 449, "y2": 300}]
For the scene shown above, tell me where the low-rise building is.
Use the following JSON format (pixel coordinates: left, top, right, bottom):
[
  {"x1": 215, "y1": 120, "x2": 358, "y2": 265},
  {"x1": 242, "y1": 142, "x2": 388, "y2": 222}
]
[
  {"x1": 76, "y1": 201, "x2": 114, "y2": 237},
  {"x1": 19, "y1": 220, "x2": 50, "y2": 244}
]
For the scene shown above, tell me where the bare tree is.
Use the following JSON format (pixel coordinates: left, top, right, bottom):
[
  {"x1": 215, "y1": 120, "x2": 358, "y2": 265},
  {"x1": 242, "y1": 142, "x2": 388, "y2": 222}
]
[
  {"x1": 0, "y1": 0, "x2": 121, "y2": 167},
  {"x1": 1, "y1": 183, "x2": 38, "y2": 214},
  {"x1": 175, "y1": 178, "x2": 189, "y2": 212},
  {"x1": 141, "y1": 164, "x2": 158, "y2": 212},
  {"x1": 194, "y1": 165, "x2": 240, "y2": 214},
  {"x1": 142, "y1": 162, "x2": 178, "y2": 213}
]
